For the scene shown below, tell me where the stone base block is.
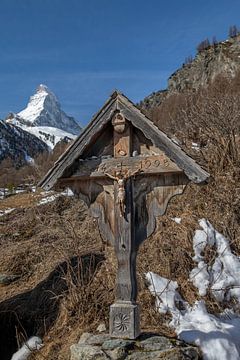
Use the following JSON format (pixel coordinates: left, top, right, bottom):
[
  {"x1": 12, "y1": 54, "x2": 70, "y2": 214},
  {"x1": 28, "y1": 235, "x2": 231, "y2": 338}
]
[{"x1": 109, "y1": 302, "x2": 140, "y2": 339}]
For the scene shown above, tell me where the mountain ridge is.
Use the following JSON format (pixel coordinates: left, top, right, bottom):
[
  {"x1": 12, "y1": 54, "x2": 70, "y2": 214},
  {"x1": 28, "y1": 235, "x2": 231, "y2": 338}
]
[
  {"x1": 0, "y1": 120, "x2": 48, "y2": 167},
  {"x1": 0, "y1": 85, "x2": 82, "y2": 166},
  {"x1": 140, "y1": 34, "x2": 240, "y2": 110}
]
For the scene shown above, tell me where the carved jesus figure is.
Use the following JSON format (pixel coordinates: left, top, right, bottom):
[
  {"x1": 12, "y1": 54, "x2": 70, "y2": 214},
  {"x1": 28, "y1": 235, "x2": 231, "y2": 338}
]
[{"x1": 105, "y1": 169, "x2": 141, "y2": 217}]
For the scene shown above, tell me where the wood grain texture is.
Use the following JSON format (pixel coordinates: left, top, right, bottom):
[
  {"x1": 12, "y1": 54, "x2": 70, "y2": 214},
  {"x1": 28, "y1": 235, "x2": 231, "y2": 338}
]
[
  {"x1": 67, "y1": 154, "x2": 182, "y2": 179},
  {"x1": 134, "y1": 173, "x2": 188, "y2": 246},
  {"x1": 114, "y1": 178, "x2": 137, "y2": 302}
]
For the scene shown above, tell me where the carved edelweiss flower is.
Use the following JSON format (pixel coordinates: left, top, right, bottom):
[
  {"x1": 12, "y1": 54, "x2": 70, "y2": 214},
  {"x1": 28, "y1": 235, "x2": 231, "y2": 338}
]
[{"x1": 113, "y1": 313, "x2": 130, "y2": 332}]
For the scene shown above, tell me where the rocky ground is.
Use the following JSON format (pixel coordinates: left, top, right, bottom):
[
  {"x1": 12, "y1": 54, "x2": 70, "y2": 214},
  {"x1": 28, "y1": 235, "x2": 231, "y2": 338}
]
[{"x1": 70, "y1": 331, "x2": 200, "y2": 360}]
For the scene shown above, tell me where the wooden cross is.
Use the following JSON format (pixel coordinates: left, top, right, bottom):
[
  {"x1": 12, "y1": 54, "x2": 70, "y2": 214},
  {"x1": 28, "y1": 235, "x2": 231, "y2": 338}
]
[
  {"x1": 57, "y1": 113, "x2": 189, "y2": 338},
  {"x1": 39, "y1": 91, "x2": 209, "y2": 339}
]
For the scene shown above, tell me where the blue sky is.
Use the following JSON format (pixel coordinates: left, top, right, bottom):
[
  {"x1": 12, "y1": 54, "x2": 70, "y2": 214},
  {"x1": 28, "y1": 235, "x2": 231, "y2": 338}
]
[{"x1": 0, "y1": 0, "x2": 240, "y2": 126}]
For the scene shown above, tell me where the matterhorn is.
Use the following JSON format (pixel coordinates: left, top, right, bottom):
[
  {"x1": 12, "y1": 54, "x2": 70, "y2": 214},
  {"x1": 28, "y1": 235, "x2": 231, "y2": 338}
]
[{"x1": 6, "y1": 84, "x2": 81, "y2": 149}]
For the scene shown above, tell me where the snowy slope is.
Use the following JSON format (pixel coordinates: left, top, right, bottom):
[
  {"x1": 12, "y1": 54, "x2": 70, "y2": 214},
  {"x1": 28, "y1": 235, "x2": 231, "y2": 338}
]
[
  {"x1": 0, "y1": 120, "x2": 48, "y2": 166},
  {"x1": 9, "y1": 121, "x2": 77, "y2": 149},
  {"x1": 5, "y1": 84, "x2": 81, "y2": 148},
  {"x1": 26, "y1": 126, "x2": 77, "y2": 149}
]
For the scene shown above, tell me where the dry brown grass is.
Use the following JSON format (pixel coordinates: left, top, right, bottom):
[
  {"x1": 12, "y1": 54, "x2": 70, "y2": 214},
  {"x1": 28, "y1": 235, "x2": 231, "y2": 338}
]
[
  {"x1": 0, "y1": 74, "x2": 239, "y2": 358},
  {"x1": 0, "y1": 164, "x2": 238, "y2": 358},
  {"x1": 0, "y1": 195, "x2": 105, "y2": 358},
  {"x1": 0, "y1": 191, "x2": 42, "y2": 211}
]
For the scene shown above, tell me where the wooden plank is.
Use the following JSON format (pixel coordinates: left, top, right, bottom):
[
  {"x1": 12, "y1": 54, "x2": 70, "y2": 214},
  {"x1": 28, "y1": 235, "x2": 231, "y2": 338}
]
[
  {"x1": 70, "y1": 155, "x2": 182, "y2": 179},
  {"x1": 114, "y1": 178, "x2": 137, "y2": 302},
  {"x1": 64, "y1": 179, "x2": 115, "y2": 245},
  {"x1": 90, "y1": 184, "x2": 115, "y2": 246},
  {"x1": 134, "y1": 173, "x2": 188, "y2": 245}
]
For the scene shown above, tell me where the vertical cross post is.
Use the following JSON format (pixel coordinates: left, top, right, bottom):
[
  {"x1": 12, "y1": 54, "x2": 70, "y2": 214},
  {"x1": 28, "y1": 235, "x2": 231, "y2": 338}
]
[
  {"x1": 109, "y1": 177, "x2": 140, "y2": 338},
  {"x1": 109, "y1": 113, "x2": 140, "y2": 339}
]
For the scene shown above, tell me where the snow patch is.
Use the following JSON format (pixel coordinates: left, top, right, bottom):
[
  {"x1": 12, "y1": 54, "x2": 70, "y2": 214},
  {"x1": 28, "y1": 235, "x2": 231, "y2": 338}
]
[
  {"x1": 37, "y1": 188, "x2": 74, "y2": 205},
  {"x1": 146, "y1": 272, "x2": 240, "y2": 360},
  {"x1": 11, "y1": 336, "x2": 42, "y2": 360},
  {"x1": 146, "y1": 220, "x2": 240, "y2": 360},
  {"x1": 171, "y1": 217, "x2": 182, "y2": 224},
  {"x1": 191, "y1": 142, "x2": 200, "y2": 151},
  {"x1": 0, "y1": 208, "x2": 15, "y2": 217},
  {"x1": 190, "y1": 219, "x2": 240, "y2": 303},
  {"x1": 24, "y1": 152, "x2": 35, "y2": 165},
  {"x1": 146, "y1": 272, "x2": 186, "y2": 316},
  {"x1": 38, "y1": 194, "x2": 59, "y2": 205}
]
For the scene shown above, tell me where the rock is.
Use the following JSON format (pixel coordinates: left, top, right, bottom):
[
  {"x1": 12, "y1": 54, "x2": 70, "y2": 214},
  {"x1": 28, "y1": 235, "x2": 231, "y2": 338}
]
[
  {"x1": 70, "y1": 333, "x2": 200, "y2": 360},
  {"x1": 137, "y1": 336, "x2": 173, "y2": 351},
  {"x1": 83, "y1": 334, "x2": 112, "y2": 346},
  {"x1": 78, "y1": 333, "x2": 93, "y2": 345},
  {"x1": 0, "y1": 273, "x2": 20, "y2": 285},
  {"x1": 102, "y1": 339, "x2": 134, "y2": 351},
  {"x1": 106, "y1": 347, "x2": 128, "y2": 360},
  {"x1": 126, "y1": 351, "x2": 164, "y2": 359},
  {"x1": 181, "y1": 346, "x2": 199, "y2": 360},
  {"x1": 97, "y1": 323, "x2": 107, "y2": 333},
  {"x1": 126, "y1": 347, "x2": 199, "y2": 359},
  {"x1": 70, "y1": 344, "x2": 108, "y2": 360}
]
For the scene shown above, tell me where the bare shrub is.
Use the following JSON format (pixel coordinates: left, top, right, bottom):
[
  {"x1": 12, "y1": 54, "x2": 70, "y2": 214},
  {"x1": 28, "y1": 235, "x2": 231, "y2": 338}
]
[
  {"x1": 229, "y1": 25, "x2": 239, "y2": 38},
  {"x1": 197, "y1": 38, "x2": 210, "y2": 52},
  {"x1": 170, "y1": 75, "x2": 240, "y2": 174},
  {"x1": 0, "y1": 140, "x2": 70, "y2": 188}
]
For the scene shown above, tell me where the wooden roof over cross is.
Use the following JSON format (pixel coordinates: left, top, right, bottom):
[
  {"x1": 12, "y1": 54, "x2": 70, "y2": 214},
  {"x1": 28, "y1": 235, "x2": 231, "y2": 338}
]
[
  {"x1": 39, "y1": 91, "x2": 209, "y2": 339},
  {"x1": 39, "y1": 91, "x2": 209, "y2": 190}
]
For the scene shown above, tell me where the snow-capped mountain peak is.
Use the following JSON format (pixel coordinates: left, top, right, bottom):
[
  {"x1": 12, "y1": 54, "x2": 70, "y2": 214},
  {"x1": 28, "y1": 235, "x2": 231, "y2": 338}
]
[
  {"x1": 17, "y1": 84, "x2": 52, "y2": 125},
  {"x1": 5, "y1": 85, "x2": 81, "y2": 149},
  {"x1": 38, "y1": 83, "x2": 54, "y2": 95},
  {"x1": 16, "y1": 84, "x2": 81, "y2": 134}
]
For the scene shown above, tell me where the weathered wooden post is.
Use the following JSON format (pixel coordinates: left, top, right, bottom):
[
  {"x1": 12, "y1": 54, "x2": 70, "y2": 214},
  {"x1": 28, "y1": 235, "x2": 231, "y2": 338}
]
[{"x1": 39, "y1": 91, "x2": 209, "y2": 339}]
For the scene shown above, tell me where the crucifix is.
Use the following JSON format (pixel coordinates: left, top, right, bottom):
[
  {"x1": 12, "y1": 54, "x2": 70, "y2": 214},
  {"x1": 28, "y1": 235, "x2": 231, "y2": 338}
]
[{"x1": 39, "y1": 91, "x2": 209, "y2": 339}]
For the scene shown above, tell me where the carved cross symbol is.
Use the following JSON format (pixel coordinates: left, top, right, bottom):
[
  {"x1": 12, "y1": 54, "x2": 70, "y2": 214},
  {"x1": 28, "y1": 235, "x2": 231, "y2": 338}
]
[{"x1": 39, "y1": 92, "x2": 209, "y2": 340}]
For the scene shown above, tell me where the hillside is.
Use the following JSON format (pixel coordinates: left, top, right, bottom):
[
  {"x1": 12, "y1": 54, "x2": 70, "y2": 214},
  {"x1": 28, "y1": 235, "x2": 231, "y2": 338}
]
[
  {"x1": 140, "y1": 34, "x2": 240, "y2": 110},
  {"x1": 0, "y1": 72, "x2": 239, "y2": 359},
  {"x1": 0, "y1": 120, "x2": 48, "y2": 167}
]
